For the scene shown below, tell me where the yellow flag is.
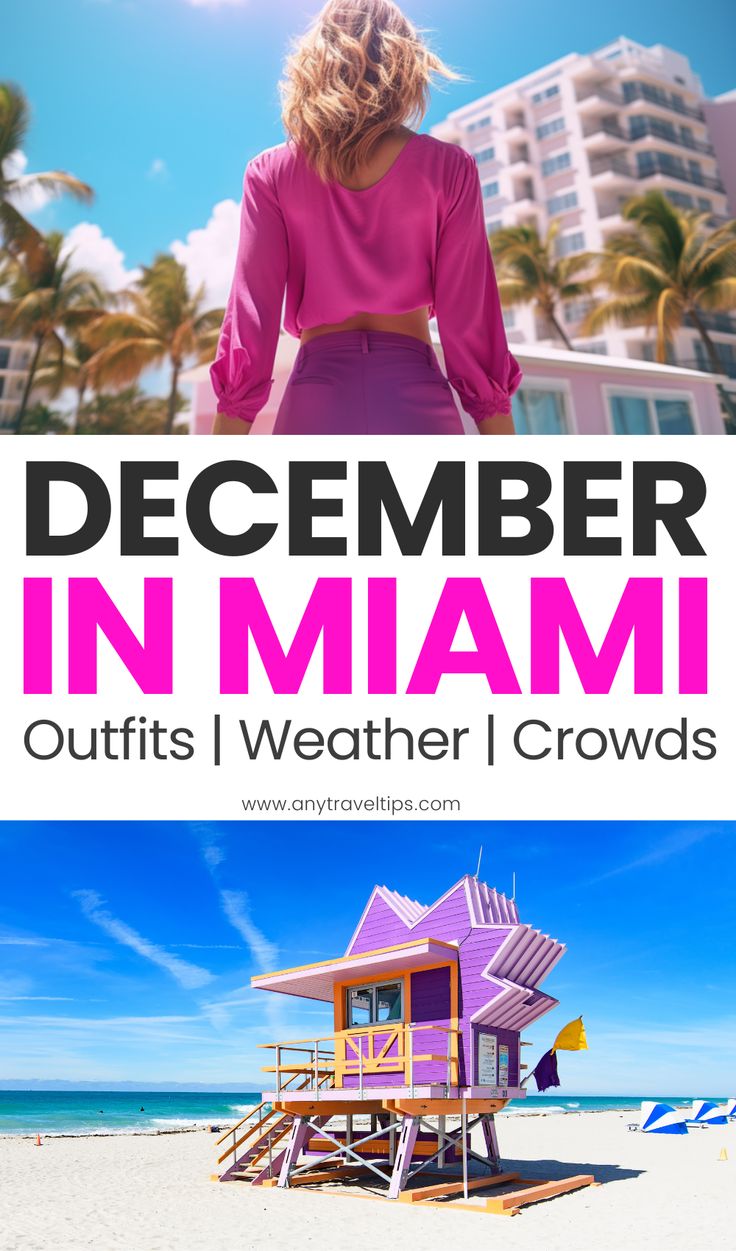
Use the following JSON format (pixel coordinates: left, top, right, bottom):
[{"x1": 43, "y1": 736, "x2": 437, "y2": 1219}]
[{"x1": 552, "y1": 1016, "x2": 588, "y2": 1052}]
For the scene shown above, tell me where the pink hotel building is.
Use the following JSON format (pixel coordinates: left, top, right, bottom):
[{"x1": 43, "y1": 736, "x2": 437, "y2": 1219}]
[
  {"x1": 181, "y1": 37, "x2": 736, "y2": 437},
  {"x1": 429, "y1": 36, "x2": 736, "y2": 430}
]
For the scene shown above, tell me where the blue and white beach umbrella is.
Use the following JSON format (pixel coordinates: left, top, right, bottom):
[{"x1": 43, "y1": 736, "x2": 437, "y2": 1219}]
[
  {"x1": 640, "y1": 1101, "x2": 688, "y2": 1134},
  {"x1": 722, "y1": 1099, "x2": 736, "y2": 1119},
  {"x1": 690, "y1": 1100, "x2": 729, "y2": 1126}
]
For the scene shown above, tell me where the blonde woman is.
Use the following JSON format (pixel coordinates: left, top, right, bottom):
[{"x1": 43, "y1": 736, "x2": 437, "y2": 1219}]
[{"x1": 211, "y1": 0, "x2": 520, "y2": 435}]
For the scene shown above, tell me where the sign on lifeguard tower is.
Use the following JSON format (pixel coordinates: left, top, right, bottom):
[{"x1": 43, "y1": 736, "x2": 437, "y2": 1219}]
[{"x1": 478, "y1": 1034, "x2": 498, "y2": 1085}]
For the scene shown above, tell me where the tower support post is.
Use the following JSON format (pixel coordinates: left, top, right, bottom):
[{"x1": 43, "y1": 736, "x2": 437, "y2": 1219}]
[
  {"x1": 387, "y1": 1115, "x2": 419, "y2": 1199},
  {"x1": 277, "y1": 1117, "x2": 311, "y2": 1188}
]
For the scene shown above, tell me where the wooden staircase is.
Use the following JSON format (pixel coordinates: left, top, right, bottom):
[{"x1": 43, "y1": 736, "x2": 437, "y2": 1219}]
[{"x1": 216, "y1": 1075, "x2": 334, "y2": 1185}]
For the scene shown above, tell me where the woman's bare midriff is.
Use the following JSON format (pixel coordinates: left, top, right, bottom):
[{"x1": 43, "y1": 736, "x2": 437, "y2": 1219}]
[{"x1": 300, "y1": 306, "x2": 432, "y2": 345}]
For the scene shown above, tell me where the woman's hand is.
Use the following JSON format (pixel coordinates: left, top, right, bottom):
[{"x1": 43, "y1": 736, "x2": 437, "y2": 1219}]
[
  {"x1": 211, "y1": 413, "x2": 252, "y2": 434},
  {"x1": 477, "y1": 414, "x2": 515, "y2": 435}
]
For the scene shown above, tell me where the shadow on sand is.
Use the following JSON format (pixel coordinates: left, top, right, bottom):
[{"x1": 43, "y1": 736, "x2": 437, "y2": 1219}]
[{"x1": 500, "y1": 1155, "x2": 643, "y2": 1185}]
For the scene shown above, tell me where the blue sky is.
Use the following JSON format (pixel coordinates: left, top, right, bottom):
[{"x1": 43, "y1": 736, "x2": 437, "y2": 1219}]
[
  {"x1": 5, "y1": 0, "x2": 736, "y2": 305},
  {"x1": 0, "y1": 820, "x2": 733, "y2": 1094}
]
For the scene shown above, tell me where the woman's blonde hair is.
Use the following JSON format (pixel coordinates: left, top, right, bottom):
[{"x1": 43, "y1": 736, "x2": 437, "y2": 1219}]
[{"x1": 280, "y1": 0, "x2": 458, "y2": 183}]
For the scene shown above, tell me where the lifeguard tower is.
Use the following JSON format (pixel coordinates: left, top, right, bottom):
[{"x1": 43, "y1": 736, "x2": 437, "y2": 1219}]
[{"x1": 215, "y1": 875, "x2": 596, "y2": 1212}]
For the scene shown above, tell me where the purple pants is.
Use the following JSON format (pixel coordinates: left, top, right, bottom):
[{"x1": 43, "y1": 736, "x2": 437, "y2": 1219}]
[{"x1": 273, "y1": 330, "x2": 463, "y2": 434}]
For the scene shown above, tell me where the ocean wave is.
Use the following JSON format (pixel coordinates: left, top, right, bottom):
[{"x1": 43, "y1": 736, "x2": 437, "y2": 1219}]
[
  {"x1": 149, "y1": 1118, "x2": 213, "y2": 1127},
  {"x1": 228, "y1": 1104, "x2": 259, "y2": 1115}
]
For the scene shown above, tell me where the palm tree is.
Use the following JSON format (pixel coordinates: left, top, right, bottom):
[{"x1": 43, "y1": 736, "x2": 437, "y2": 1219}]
[
  {"x1": 85, "y1": 255, "x2": 224, "y2": 433},
  {"x1": 13, "y1": 400, "x2": 70, "y2": 436},
  {"x1": 0, "y1": 231, "x2": 108, "y2": 432},
  {"x1": 0, "y1": 83, "x2": 93, "y2": 260},
  {"x1": 490, "y1": 222, "x2": 595, "y2": 350},
  {"x1": 34, "y1": 331, "x2": 118, "y2": 433},
  {"x1": 75, "y1": 386, "x2": 182, "y2": 436},
  {"x1": 582, "y1": 191, "x2": 736, "y2": 372}
]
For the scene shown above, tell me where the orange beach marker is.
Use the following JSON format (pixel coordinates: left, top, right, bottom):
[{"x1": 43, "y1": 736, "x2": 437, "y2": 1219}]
[{"x1": 35, "y1": 1134, "x2": 42, "y2": 1147}]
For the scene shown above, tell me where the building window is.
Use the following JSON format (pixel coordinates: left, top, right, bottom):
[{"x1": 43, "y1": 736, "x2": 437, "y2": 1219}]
[
  {"x1": 0, "y1": 347, "x2": 10, "y2": 370},
  {"x1": 487, "y1": 219, "x2": 503, "y2": 234},
  {"x1": 687, "y1": 159, "x2": 703, "y2": 184},
  {"x1": 634, "y1": 149, "x2": 711, "y2": 187},
  {"x1": 547, "y1": 190, "x2": 578, "y2": 215},
  {"x1": 666, "y1": 189, "x2": 694, "y2": 209},
  {"x1": 536, "y1": 116, "x2": 565, "y2": 140},
  {"x1": 556, "y1": 230, "x2": 585, "y2": 257},
  {"x1": 513, "y1": 385, "x2": 571, "y2": 434},
  {"x1": 346, "y1": 981, "x2": 403, "y2": 1028},
  {"x1": 609, "y1": 391, "x2": 695, "y2": 435},
  {"x1": 503, "y1": 308, "x2": 515, "y2": 328},
  {"x1": 0, "y1": 377, "x2": 4, "y2": 399},
  {"x1": 531, "y1": 83, "x2": 560, "y2": 104},
  {"x1": 574, "y1": 341, "x2": 608, "y2": 355},
  {"x1": 629, "y1": 114, "x2": 677, "y2": 144},
  {"x1": 482, "y1": 180, "x2": 500, "y2": 200},
  {"x1": 474, "y1": 146, "x2": 495, "y2": 164},
  {"x1": 542, "y1": 151, "x2": 571, "y2": 176},
  {"x1": 563, "y1": 296, "x2": 595, "y2": 323},
  {"x1": 467, "y1": 115, "x2": 491, "y2": 133},
  {"x1": 694, "y1": 339, "x2": 735, "y2": 372}
]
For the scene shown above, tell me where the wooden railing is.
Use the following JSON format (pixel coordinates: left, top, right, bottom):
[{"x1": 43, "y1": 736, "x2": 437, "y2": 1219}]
[
  {"x1": 259, "y1": 1023, "x2": 460, "y2": 1097},
  {"x1": 216, "y1": 1071, "x2": 334, "y2": 1169}
]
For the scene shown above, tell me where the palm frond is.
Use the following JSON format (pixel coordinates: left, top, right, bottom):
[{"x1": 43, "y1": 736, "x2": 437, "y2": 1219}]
[
  {"x1": 581, "y1": 292, "x2": 657, "y2": 336},
  {"x1": 0, "y1": 83, "x2": 30, "y2": 165},
  {"x1": 655, "y1": 287, "x2": 684, "y2": 361},
  {"x1": 85, "y1": 337, "x2": 164, "y2": 386},
  {"x1": 496, "y1": 279, "x2": 533, "y2": 306},
  {"x1": 0, "y1": 200, "x2": 45, "y2": 259},
  {"x1": 11, "y1": 170, "x2": 94, "y2": 205},
  {"x1": 193, "y1": 307, "x2": 225, "y2": 334},
  {"x1": 84, "y1": 311, "x2": 160, "y2": 347},
  {"x1": 610, "y1": 254, "x2": 670, "y2": 291},
  {"x1": 623, "y1": 190, "x2": 686, "y2": 270},
  {"x1": 694, "y1": 276, "x2": 736, "y2": 311},
  {"x1": 687, "y1": 237, "x2": 736, "y2": 288}
]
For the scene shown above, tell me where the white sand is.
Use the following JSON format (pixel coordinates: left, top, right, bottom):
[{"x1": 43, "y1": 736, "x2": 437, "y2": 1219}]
[{"x1": 0, "y1": 1111, "x2": 734, "y2": 1251}]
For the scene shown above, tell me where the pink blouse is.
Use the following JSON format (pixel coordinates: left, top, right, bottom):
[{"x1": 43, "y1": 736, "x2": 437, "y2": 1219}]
[{"x1": 210, "y1": 132, "x2": 522, "y2": 424}]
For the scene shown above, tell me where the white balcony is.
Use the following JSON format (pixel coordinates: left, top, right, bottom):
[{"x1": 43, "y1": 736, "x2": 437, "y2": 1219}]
[
  {"x1": 589, "y1": 153, "x2": 637, "y2": 187},
  {"x1": 575, "y1": 85, "x2": 625, "y2": 113},
  {"x1": 581, "y1": 121, "x2": 628, "y2": 151}
]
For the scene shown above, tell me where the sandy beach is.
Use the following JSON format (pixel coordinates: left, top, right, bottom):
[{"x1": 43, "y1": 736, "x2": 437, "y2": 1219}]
[{"x1": 0, "y1": 1110, "x2": 733, "y2": 1251}]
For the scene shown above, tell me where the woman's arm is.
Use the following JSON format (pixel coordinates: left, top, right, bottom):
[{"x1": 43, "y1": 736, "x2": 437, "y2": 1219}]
[
  {"x1": 210, "y1": 153, "x2": 288, "y2": 433},
  {"x1": 211, "y1": 413, "x2": 252, "y2": 434},
  {"x1": 434, "y1": 150, "x2": 521, "y2": 434},
  {"x1": 476, "y1": 413, "x2": 515, "y2": 436}
]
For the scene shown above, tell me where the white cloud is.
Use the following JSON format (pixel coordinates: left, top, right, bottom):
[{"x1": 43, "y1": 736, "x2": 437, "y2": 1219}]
[
  {"x1": 0, "y1": 996, "x2": 76, "y2": 1003},
  {"x1": 60, "y1": 222, "x2": 140, "y2": 292},
  {"x1": 197, "y1": 824, "x2": 226, "y2": 869},
  {"x1": 588, "y1": 824, "x2": 719, "y2": 884},
  {"x1": 0, "y1": 936, "x2": 48, "y2": 947},
  {"x1": 219, "y1": 890, "x2": 278, "y2": 972},
  {"x1": 0, "y1": 976, "x2": 34, "y2": 998},
  {"x1": 73, "y1": 890, "x2": 213, "y2": 990},
  {"x1": 170, "y1": 197, "x2": 239, "y2": 307},
  {"x1": 146, "y1": 157, "x2": 168, "y2": 181},
  {"x1": 172, "y1": 943, "x2": 243, "y2": 950}
]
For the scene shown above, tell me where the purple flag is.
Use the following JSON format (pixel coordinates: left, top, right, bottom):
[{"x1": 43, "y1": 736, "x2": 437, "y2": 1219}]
[{"x1": 532, "y1": 1048, "x2": 560, "y2": 1092}]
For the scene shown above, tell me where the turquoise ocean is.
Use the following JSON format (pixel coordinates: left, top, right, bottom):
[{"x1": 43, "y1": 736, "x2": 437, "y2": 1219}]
[{"x1": 0, "y1": 1092, "x2": 709, "y2": 1136}]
